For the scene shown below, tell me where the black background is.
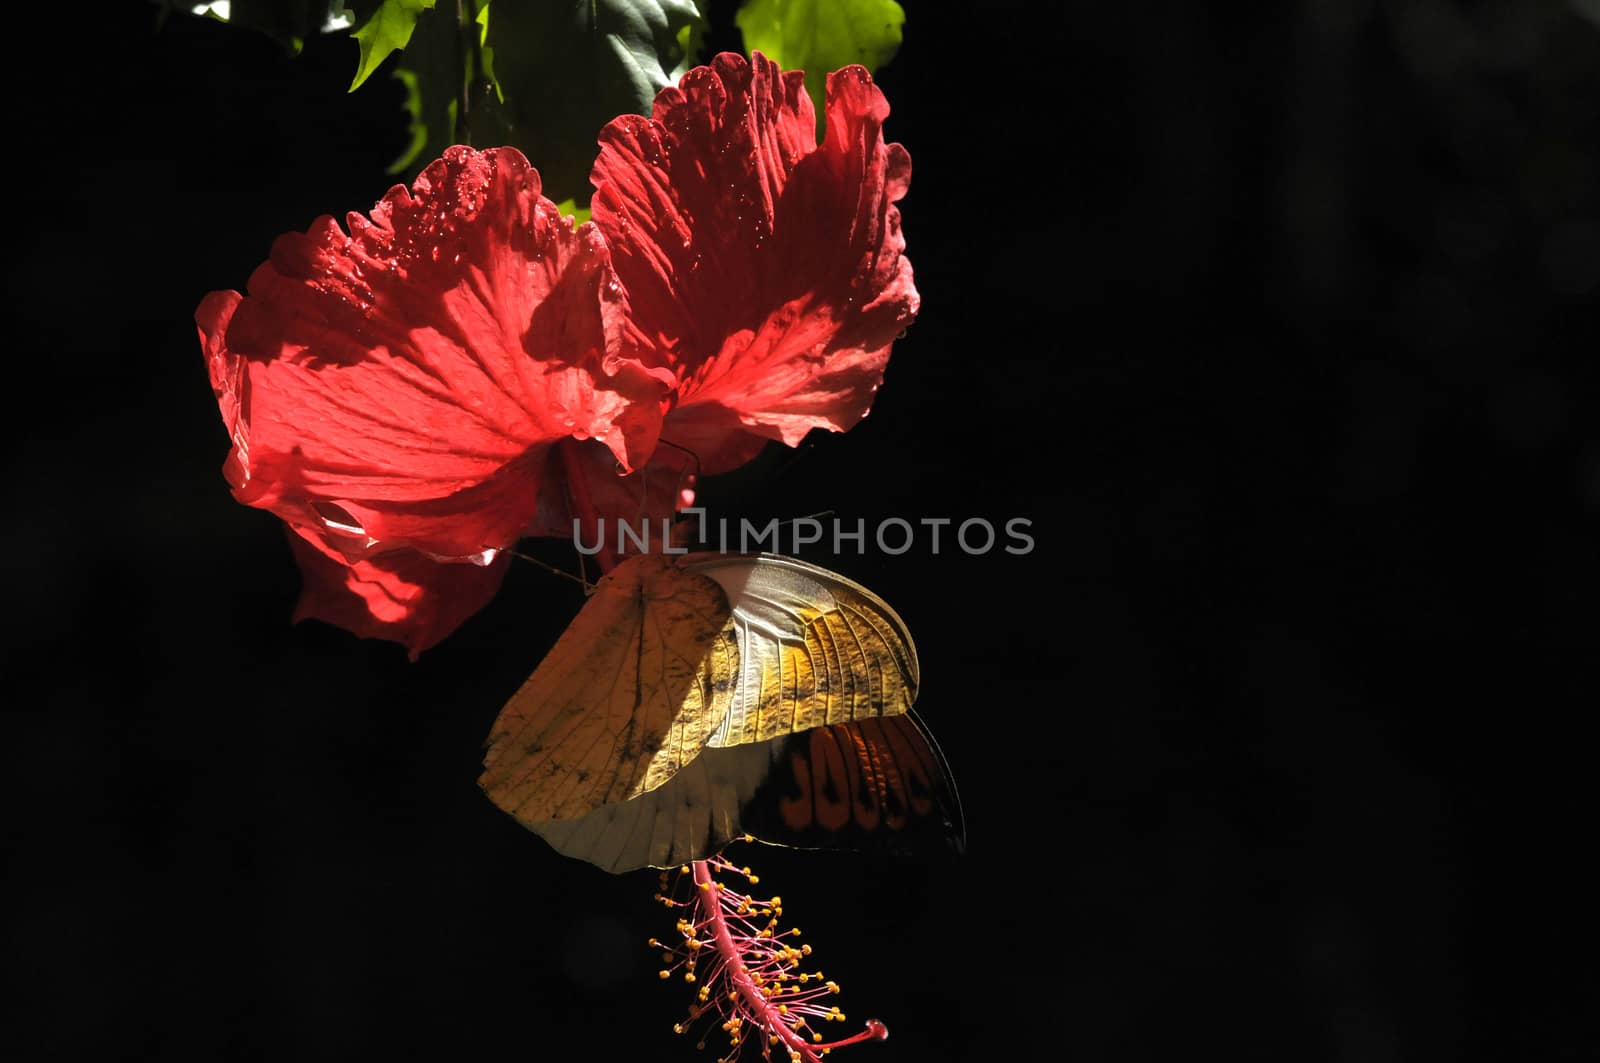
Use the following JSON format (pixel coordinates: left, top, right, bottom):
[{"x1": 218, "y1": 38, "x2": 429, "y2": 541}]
[{"x1": 8, "y1": 2, "x2": 1598, "y2": 1060}]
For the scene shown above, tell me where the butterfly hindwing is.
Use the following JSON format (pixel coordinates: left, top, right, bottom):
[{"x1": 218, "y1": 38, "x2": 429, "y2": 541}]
[
  {"x1": 684, "y1": 553, "x2": 920, "y2": 746},
  {"x1": 739, "y1": 711, "x2": 965, "y2": 856}
]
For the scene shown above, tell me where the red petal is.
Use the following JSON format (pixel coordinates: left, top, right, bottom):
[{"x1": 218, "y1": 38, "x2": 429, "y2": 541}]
[
  {"x1": 286, "y1": 525, "x2": 511, "y2": 659},
  {"x1": 197, "y1": 289, "x2": 249, "y2": 490},
  {"x1": 591, "y1": 53, "x2": 919, "y2": 473},
  {"x1": 198, "y1": 146, "x2": 666, "y2": 560}
]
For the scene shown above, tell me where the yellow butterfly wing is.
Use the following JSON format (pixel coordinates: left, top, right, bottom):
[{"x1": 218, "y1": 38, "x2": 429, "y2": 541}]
[
  {"x1": 685, "y1": 553, "x2": 920, "y2": 747},
  {"x1": 526, "y1": 740, "x2": 781, "y2": 872},
  {"x1": 479, "y1": 553, "x2": 736, "y2": 821}
]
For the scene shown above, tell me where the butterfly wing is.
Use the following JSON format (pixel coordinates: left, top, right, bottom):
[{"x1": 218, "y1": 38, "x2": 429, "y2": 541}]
[
  {"x1": 480, "y1": 553, "x2": 737, "y2": 822},
  {"x1": 524, "y1": 740, "x2": 782, "y2": 872},
  {"x1": 684, "y1": 553, "x2": 920, "y2": 746},
  {"x1": 740, "y1": 710, "x2": 965, "y2": 856}
]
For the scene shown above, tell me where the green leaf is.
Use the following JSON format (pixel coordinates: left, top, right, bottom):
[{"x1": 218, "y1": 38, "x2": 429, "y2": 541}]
[
  {"x1": 735, "y1": 0, "x2": 904, "y2": 121},
  {"x1": 476, "y1": 2, "x2": 500, "y2": 101},
  {"x1": 676, "y1": 0, "x2": 708, "y2": 73},
  {"x1": 349, "y1": 0, "x2": 437, "y2": 90},
  {"x1": 554, "y1": 198, "x2": 593, "y2": 227},
  {"x1": 386, "y1": 4, "x2": 462, "y2": 175},
  {"x1": 485, "y1": 0, "x2": 705, "y2": 206}
]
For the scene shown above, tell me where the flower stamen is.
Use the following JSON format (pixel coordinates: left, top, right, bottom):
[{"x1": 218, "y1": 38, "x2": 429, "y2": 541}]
[{"x1": 653, "y1": 840, "x2": 890, "y2": 1062}]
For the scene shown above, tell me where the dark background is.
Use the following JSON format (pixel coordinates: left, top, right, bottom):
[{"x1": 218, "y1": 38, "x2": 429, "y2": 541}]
[{"x1": 7, "y1": 2, "x2": 1598, "y2": 1060}]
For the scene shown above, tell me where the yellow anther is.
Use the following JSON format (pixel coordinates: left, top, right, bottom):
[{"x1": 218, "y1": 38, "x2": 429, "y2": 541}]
[
  {"x1": 687, "y1": 939, "x2": 702, "y2": 950},
  {"x1": 826, "y1": 981, "x2": 840, "y2": 994},
  {"x1": 813, "y1": 1033, "x2": 823, "y2": 1043},
  {"x1": 658, "y1": 970, "x2": 670, "y2": 980},
  {"x1": 769, "y1": 896, "x2": 782, "y2": 907},
  {"x1": 749, "y1": 875, "x2": 759, "y2": 884},
  {"x1": 778, "y1": 1005, "x2": 789, "y2": 1014},
  {"x1": 684, "y1": 972, "x2": 696, "y2": 983}
]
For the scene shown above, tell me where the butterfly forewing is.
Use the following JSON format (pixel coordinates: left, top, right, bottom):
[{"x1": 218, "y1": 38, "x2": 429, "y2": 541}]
[
  {"x1": 525, "y1": 740, "x2": 781, "y2": 873},
  {"x1": 480, "y1": 554, "x2": 736, "y2": 822}
]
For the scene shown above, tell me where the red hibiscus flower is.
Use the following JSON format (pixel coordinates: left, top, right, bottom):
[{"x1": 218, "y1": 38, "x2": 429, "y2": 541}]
[{"x1": 198, "y1": 52, "x2": 917, "y2": 656}]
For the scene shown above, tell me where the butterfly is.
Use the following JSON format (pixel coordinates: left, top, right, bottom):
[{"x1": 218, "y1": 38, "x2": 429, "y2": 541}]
[{"x1": 479, "y1": 552, "x2": 963, "y2": 872}]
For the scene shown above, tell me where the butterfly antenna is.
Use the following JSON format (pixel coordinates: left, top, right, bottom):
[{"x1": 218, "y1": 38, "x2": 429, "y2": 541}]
[
  {"x1": 655, "y1": 437, "x2": 703, "y2": 487},
  {"x1": 764, "y1": 511, "x2": 835, "y2": 557},
  {"x1": 656, "y1": 438, "x2": 703, "y2": 520},
  {"x1": 508, "y1": 548, "x2": 594, "y2": 592}
]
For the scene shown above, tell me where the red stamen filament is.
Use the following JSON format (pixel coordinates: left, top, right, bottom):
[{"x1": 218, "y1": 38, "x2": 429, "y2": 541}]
[{"x1": 654, "y1": 844, "x2": 889, "y2": 1062}]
